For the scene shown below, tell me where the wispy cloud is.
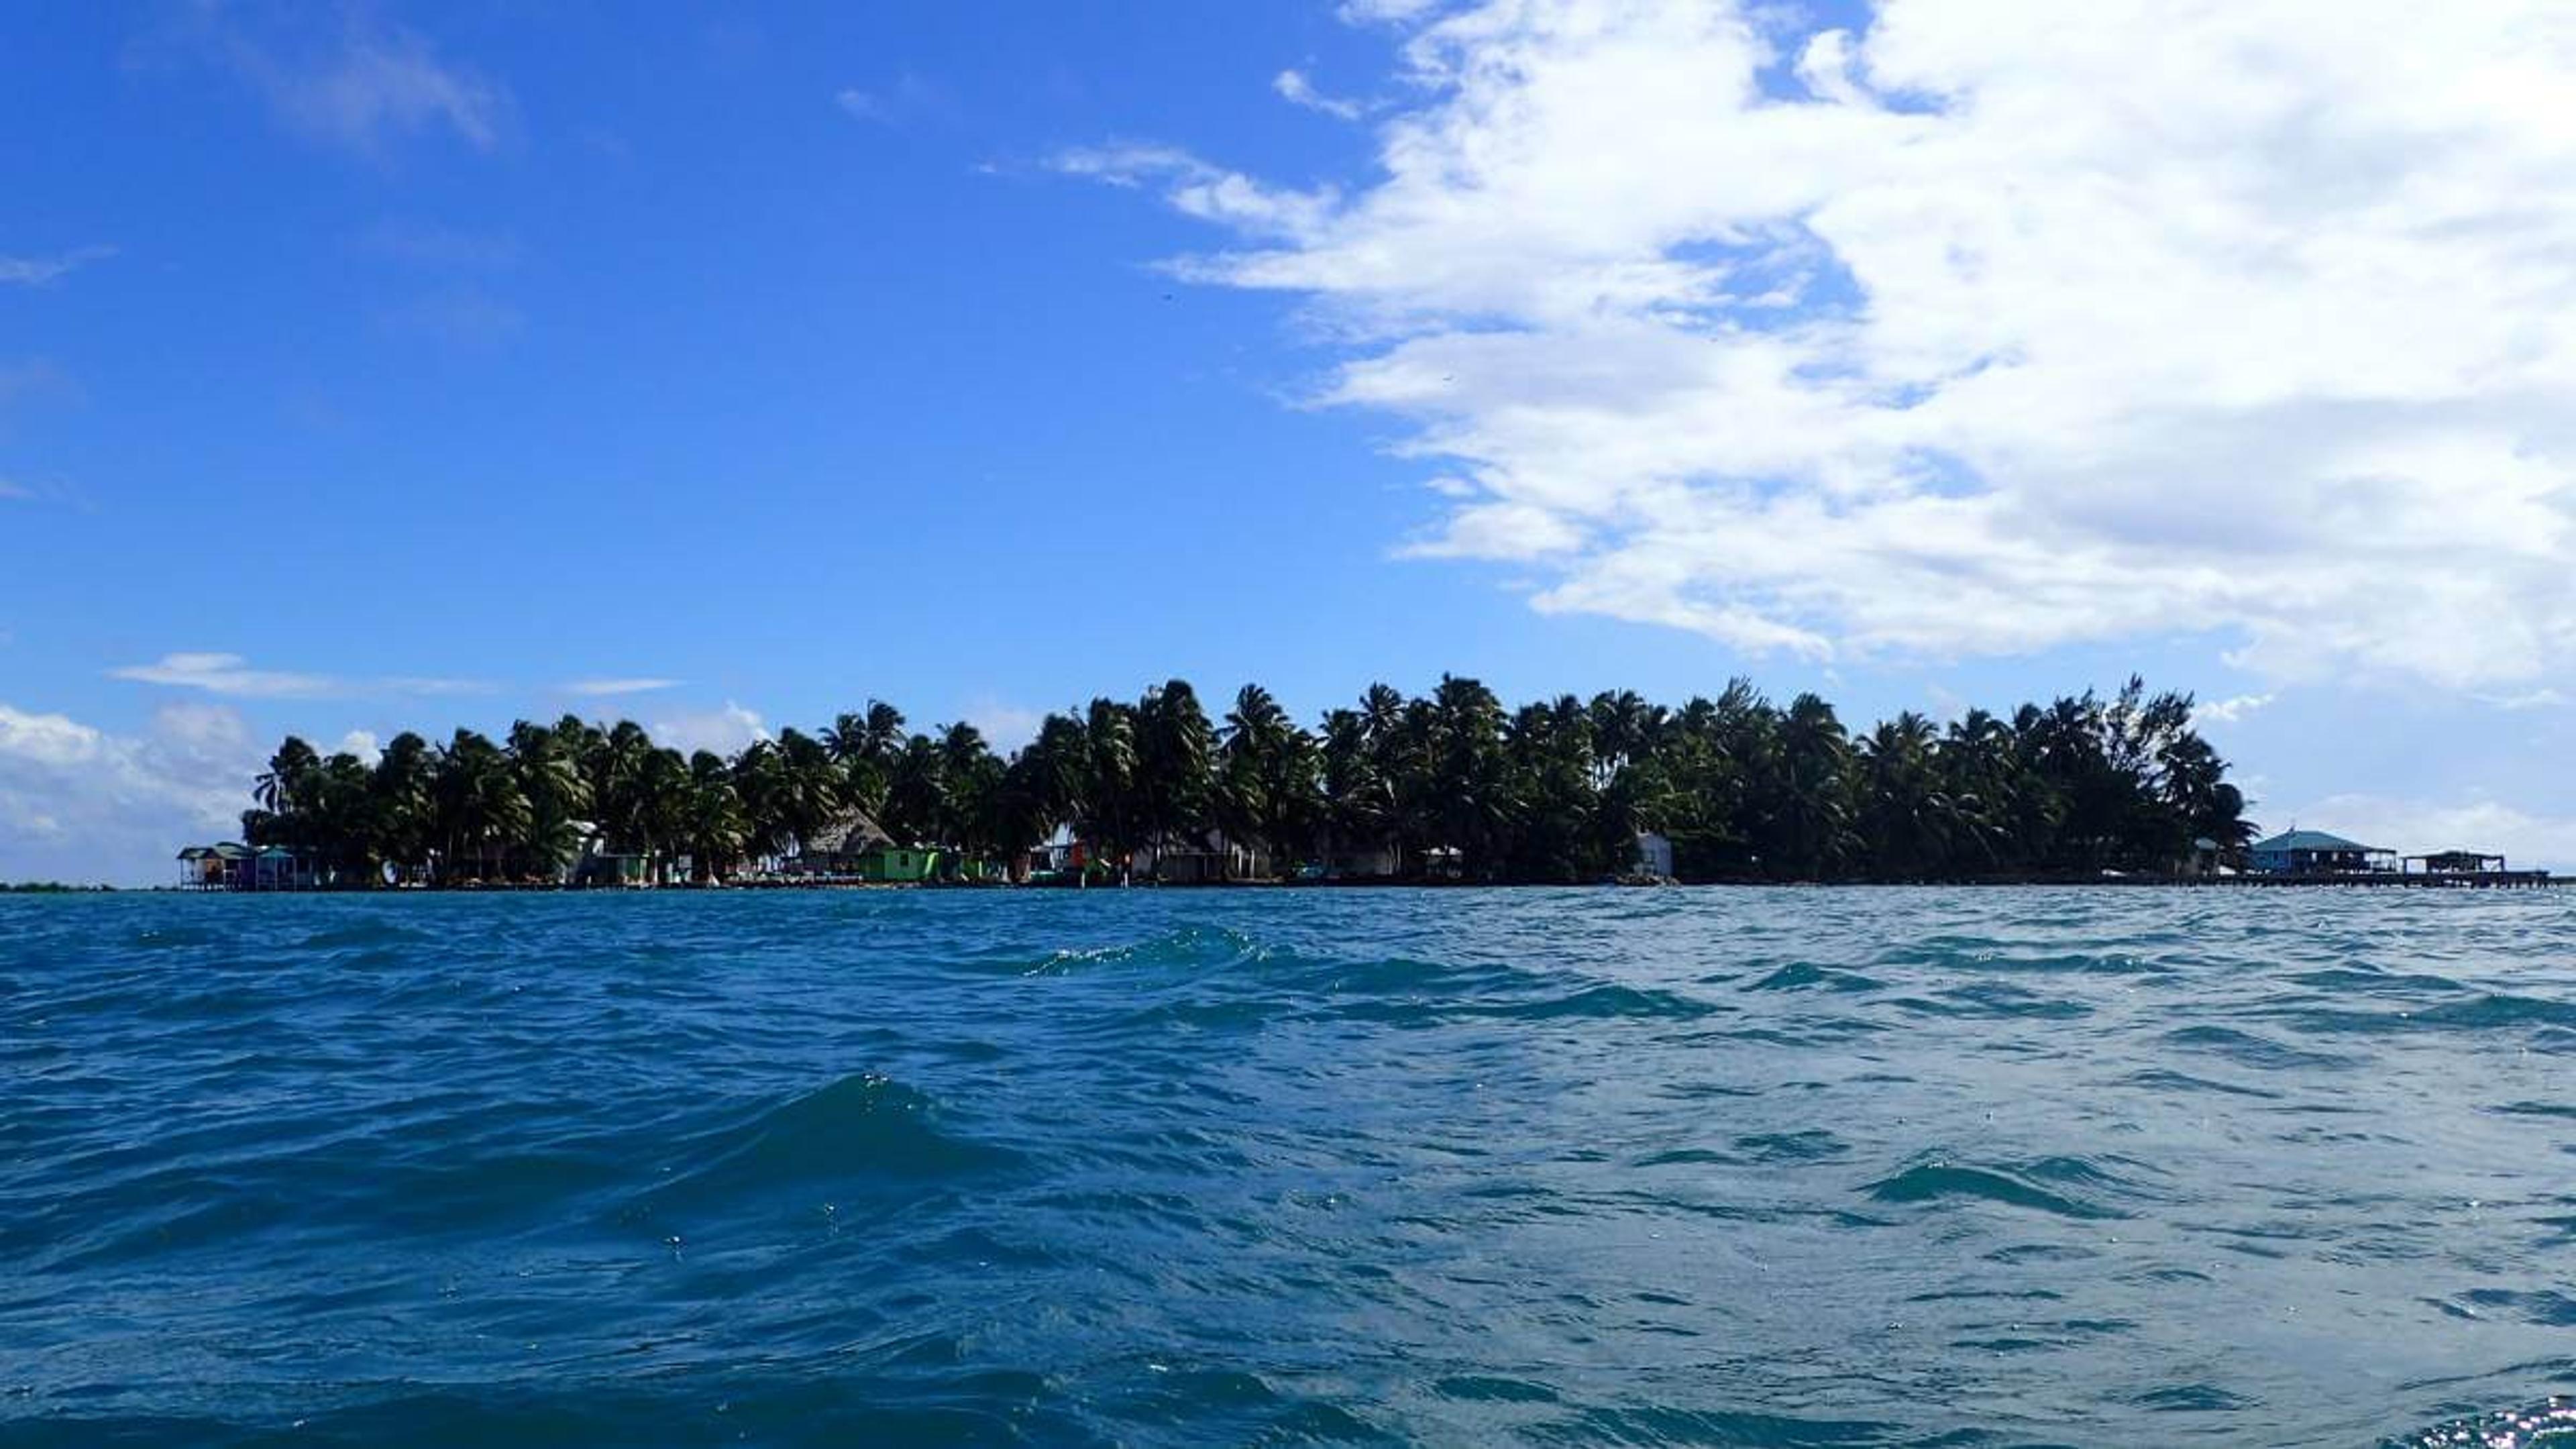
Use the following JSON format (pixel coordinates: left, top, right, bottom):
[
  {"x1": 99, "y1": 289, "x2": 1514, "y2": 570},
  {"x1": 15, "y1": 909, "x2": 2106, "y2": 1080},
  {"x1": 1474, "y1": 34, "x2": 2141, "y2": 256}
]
[
  {"x1": 0, "y1": 472, "x2": 84, "y2": 506},
  {"x1": 2194, "y1": 693, "x2": 2275, "y2": 726},
  {"x1": 111, "y1": 652, "x2": 333, "y2": 698},
  {"x1": 109, "y1": 652, "x2": 491, "y2": 700},
  {"x1": 1053, "y1": 144, "x2": 1337, "y2": 241},
  {"x1": 1273, "y1": 68, "x2": 1365, "y2": 120},
  {"x1": 381, "y1": 676, "x2": 493, "y2": 697},
  {"x1": 2473, "y1": 687, "x2": 2568, "y2": 711},
  {"x1": 562, "y1": 678, "x2": 682, "y2": 698},
  {"x1": 179, "y1": 6, "x2": 510, "y2": 157},
  {"x1": 834, "y1": 72, "x2": 947, "y2": 126},
  {"x1": 0, "y1": 246, "x2": 117, "y2": 288}
]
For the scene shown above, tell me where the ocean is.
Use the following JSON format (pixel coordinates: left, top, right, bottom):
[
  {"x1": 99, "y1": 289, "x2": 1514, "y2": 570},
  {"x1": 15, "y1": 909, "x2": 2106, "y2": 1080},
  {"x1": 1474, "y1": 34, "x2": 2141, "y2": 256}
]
[{"x1": 3, "y1": 887, "x2": 2572, "y2": 1447}]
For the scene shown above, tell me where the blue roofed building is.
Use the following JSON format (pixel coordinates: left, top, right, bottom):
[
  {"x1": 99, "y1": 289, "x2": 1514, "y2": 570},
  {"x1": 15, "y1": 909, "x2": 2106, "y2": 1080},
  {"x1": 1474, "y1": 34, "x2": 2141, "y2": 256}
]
[{"x1": 2248, "y1": 829, "x2": 2395, "y2": 875}]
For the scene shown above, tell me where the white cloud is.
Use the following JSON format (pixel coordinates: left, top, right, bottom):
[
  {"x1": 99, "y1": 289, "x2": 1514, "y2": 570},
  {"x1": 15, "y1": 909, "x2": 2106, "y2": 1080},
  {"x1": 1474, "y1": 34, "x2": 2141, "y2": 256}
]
[
  {"x1": 1054, "y1": 145, "x2": 1339, "y2": 241},
  {"x1": 110, "y1": 652, "x2": 333, "y2": 698},
  {"x1": 0, "y1": 479, "x2": 31, "y2": 501},
  {"x1": 2195, "y1": 693, "x2": 2276, "y2": 726},
  {"x1": 563, "y1": 678, "x2": 682, "y2": 698},
  {"x1": 1340, "y1": 0, "x2": 1447, "y2": 20},
  {"x1": 0, "y1": 246, "x2": 116, "y2": 287},
  {"x1": 154, "y1": 700, "x2": 250, "y2": 749},
  {"x1": 1076, "y1": 0, "x2": 2576, "y2": 688},
  {"x1": 1274, "y1": 68, "x2": 1366, "y2": 120},
  {"x1": 834, "y1": 72, "x2": 945, "y2": 125},
  {"x1": 108, "y1": 653, "x2": 491, "y2": 699},
  {"x1": 0, "y1": 701, "x2": 261, "y2": 884},
  {"x1": 961, "y1": 698, "x2": 1044, "y2": 753},
  {"x1": 651, "y1": 702, "x2": 769, "y2": 757},
  {"x1": 380, "y1": 676, "x2": 493, "y2": 697},
  {"x1": 335, "y1": 729, "x2": 382, "y2": 765},
  {"x1": 193, "y1": 8, "x2": 508, "y2": 156},
  {"x1": 2473, "y1": 687, "x2": 2568, "y2": 711},
  {"x1": 0, "y1": 705, "x2": 107, "y2": 770},
  {"x1": 2285, "y1": 793, "x2": 2576, "y2": 871}
]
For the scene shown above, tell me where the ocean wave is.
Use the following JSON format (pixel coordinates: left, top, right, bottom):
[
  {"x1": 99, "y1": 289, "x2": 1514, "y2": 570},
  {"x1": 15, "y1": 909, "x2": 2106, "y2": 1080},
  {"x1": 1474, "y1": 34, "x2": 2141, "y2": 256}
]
[
  {"x1": 2388, "y1": 1399, "x2": 2576, "y2": 1447},
  {"x1": 292, "y1": 918, "x2": 439, "y2": 953},
  {"x1": 2159, "y1": 1023, "x2": 2354, "y2": 1071},
  {"x1": 1018, "y1": 923, "x2": 1268, "y2": 977},
  {"x1": 633, "y1": 1073, "x2": 1020, "y2": 1220},
  {"x1": 1864, "y1": 1155, "x2": 2143, "y2": 1220},
  {"x1": 1740, "y1": 962, "x2": 1884, "y2": 993},
  {"x1": 12, "y1": 888, "x2": 2576, "y2": 1446}
]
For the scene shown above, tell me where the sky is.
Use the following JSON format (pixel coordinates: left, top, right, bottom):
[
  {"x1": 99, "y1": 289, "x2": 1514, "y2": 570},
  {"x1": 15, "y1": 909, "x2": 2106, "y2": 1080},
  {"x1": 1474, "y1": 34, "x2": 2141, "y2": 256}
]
[{"x1": 6, "y1": 0, "x2": 2576, "y2": 884}]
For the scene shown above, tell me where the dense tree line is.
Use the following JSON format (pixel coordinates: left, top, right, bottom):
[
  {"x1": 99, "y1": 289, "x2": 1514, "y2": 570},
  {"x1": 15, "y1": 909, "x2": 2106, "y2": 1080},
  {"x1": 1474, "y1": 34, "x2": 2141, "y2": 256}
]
[{"x1": 235, "y1": 675, "x2": 2253, "y2": 886}]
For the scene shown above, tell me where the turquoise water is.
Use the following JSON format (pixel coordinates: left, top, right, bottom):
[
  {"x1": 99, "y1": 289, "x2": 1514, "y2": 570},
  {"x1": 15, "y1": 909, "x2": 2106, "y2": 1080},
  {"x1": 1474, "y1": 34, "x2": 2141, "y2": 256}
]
[{"x1": 4, "y1": 888, "x2": 2574, "y2": 1447}]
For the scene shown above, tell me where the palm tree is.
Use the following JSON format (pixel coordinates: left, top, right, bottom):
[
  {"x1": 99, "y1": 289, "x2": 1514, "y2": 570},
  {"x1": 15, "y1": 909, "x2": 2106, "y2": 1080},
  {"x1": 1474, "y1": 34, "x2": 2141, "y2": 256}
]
[
  {"x1": 1385, "y1": 692, "x2": 1442, "y2": 873},
  {"x1": 235, "y1": 674, "x2": 2248, "y2": 888},
  {"x1": 586, "y1": 720, "x2": 655, "y2": 859},
  {"x1": 1018, "y1": 712, "x2": 1089, "y2": 831},
  {"x1": 307, "y1": 751, "x2": 376, "y2": 885},
  {"x1": 1427, "y1": 674, "x2": 1511, "y2": 877},
  {"x1": 1933, "y1": 709, "x2": 2020, "y2": 874},
  {"x1": 826, "y1": 700, "x2": 906, "y2": 810},
  {"x1": 639, "y1": 747, "x2": 690, "y2": 882},
  {"x1": 775, "y1": 727, "x2": 846, "y2": 855},
  {"x1": 933, "y1": 722, "x2": 1002, "y2": 867},
  {"x1": 432, "y1": 729, "x2": 531, "y2": 883},
  {"x1": 1318, "y1": 706, "x2": 1390, "y2": 873},
  {"x1": 1218, "y1": 684, "x2": 1318, "y2": 877},
  {"x1": 508, "y1": 719, "x2": 592, "y2": 880},
  {"x1": 994, "y1": 716, "x2": 1088, "y2": 874},
  {"x1": 1857, "y1": 712, "x2": 1952, "y2": 877},
  {"x1": 256, "y1": 737, "x2": 321, "y2": 821},
  {"x1": 1359, "y1": 682, "x2": 1405, "y2": 743},
  {"x1": 1080, "y1": 698, "x2": 1138, "y2": 877},
  {"x1": 1135, "y1": 680, "x2": 1215, "y2": 879},
  {"x1": 730, "y1": 739, "x2": 794, "y2": 867},
  {"x1": 881, "y1": 734, "x2": 945, "y2": 849},
  {"x1": 683, "y1": 750, "x2": 747, "y2": 883},
  {"x1": 1587, "y1": 689, "x2": 1658, "y2": 790},
  {"x1": 368, "y1": 731, "x2": 437, "y2": 883},
  {"x1": 1767, "y1": 693, "x2": 1856, "y2": 879},
  {"x1": 1505, "y1": 694, "x2": 1599, "y2": 881}
]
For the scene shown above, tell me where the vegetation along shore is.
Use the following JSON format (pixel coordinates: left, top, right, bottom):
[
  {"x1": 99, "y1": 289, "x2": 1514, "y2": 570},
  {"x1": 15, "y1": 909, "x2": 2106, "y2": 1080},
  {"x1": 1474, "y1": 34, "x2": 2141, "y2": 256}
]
[{"x1": 196, "y1": 675, "x2": 2253, "y2": 890}]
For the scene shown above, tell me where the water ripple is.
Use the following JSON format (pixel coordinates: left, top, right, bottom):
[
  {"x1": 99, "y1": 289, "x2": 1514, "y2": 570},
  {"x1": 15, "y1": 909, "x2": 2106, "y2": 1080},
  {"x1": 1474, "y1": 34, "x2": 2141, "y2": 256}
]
[{"x1": 3, "y1": 885, "x2": 2573, "y2": 1446}]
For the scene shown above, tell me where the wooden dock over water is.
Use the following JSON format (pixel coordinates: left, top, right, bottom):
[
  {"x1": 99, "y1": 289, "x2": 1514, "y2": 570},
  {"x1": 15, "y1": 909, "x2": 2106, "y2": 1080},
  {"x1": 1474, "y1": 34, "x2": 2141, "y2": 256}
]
[{"x1": 2211, "y1": 870, "x2": 2562, "y2": 889}]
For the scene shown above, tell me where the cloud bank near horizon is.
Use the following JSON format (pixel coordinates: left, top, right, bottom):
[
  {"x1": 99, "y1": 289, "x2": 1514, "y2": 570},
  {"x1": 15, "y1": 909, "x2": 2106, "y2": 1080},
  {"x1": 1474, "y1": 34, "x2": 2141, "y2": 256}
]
[
  {"x1": 1068, "y1": 0, "x2": 2576, "y2": 688},
  {"x1": 0, "y1": 702, "x2": 264, "y2": 885}
]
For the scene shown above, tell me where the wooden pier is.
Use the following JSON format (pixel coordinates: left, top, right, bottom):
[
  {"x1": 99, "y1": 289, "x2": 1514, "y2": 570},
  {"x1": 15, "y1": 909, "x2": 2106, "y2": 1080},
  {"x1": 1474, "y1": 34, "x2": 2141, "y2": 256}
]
[{"x1": 2211, "y1": 869, "x2": 2561, "y2": 889}]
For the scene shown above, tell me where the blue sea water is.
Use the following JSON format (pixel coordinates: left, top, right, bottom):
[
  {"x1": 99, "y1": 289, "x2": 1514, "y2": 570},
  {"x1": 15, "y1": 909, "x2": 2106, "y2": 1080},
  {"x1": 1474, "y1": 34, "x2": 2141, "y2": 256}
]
[{"x1": 4, "y1": 887, "x2": 2575, "y2": 1448}]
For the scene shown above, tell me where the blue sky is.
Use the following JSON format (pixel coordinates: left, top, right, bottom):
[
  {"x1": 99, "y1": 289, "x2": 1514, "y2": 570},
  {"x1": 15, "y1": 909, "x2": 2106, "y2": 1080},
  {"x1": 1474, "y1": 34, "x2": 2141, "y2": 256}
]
[{"x1": 7, "y1": 0, "x2": 2576, "y2": 883}]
